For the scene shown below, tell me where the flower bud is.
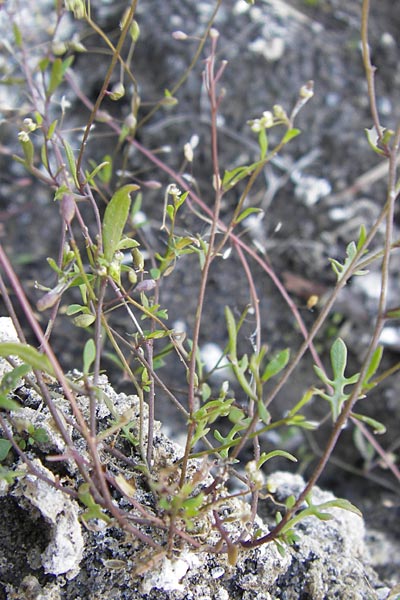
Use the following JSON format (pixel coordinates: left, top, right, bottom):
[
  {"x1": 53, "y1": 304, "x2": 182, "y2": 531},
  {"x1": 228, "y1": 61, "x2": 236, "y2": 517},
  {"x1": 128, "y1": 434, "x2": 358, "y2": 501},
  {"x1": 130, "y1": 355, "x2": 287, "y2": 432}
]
[
  {"x1": 184, "y1": 142, "x2": 193, "y2": 163},
  {"x1": 273, "y1": 104, "x2": 287, "y2": 120},
  {"x1": 52, "y1": 41, "x2": 67, "y2": 56},
  {"x1": 65, "y1": 0, "x2": 86, "y2": 19},
  {"x1": 69, "y1": 37, "x2": 87, "y2": 53},
  {"x1": 245, "y1": 460, "x2": 264, "y2": 489},
  {"x1": 248, "y1": 119, "x2": 261, "y2": 133},
  {"x1": 299, "y1": 80, "x2": 314, "y2": 100},
  {"x1": 109, "y1": 82, "x2": 125, "y2": 101},
  {"x1": 18, "y1": 131, "x2": 30, "y2": 143},
  {"x1": 172, "y1": 31, "x2": 188, "y2": 40},
  {"x1": 124, "y1": 113, "x2": 137, "y2": 133},
  {"x1": 261, "y1": 111, "x2": 274, "y2": 127}
]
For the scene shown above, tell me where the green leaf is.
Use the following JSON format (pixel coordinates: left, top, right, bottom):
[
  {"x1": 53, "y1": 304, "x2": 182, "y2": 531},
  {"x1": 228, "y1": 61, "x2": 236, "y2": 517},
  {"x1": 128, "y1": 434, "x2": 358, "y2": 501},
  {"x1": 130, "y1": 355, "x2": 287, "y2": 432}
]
[
  {"x1": 117, "y1": 238, "x2": 140, "y2": 251},
  {"x1": 362, "y1": 346, "x2": 383, "y2": 390},
  {"x1": 83, "y1": 160, "x2": 112, "y2": 186},
  {"x1": 38, "y1": 57, "x2": 50, "y2": 73},
  {"x1": 287, "y1": 388, "x2": 315, "y2": 418},
  {"x1": 0, "y1": 466, "x2": 25, "y2": 484},
  {"x1": 182, "y1": 492, "x2": 204, "y2": 517},
  {"x1": 225, "y1": 306, "x2": 238, "y2": 360},
  {"x1": 257, "y1": 400, "x2": 271, "y2": 425},
  {"x1": 47, "y1": 56, "x2": 74, "y2": 96},
  {"x1": 222, "y1": 161, "x2": 261, "y2": 190},
  {"x1": 285, "y1": 495, "x2": 296, "y2": 509},
  {"x1": 313, "y1": 338, "x2": 359, "y2": 421},
  {"x1": 66, "y1": 304, "x2": 86, "y2": 316},
  {"x1": 72, "y1": 314, "x2": 96, "y2": 328},
  {"x1": 102, "y1": 185, "x2": 139, "y2": 263},
  {"x1": 258, "y1": 128, "x2": 268, "y2": 159},
  {"x1": 257, "y1": 450, "x2": 297, "y2": 469},
  {"x1": 41, "y1": 144, "x2": 49, "y2": 170},
  {"x1": 13, "y1": 23, "x2": 22, "y2": 47},
  {"x1": 329, "y1": 235, "x2": 369, "y2": 282},
  {"x1": 385, "y1": 307, "x2": 400, "y2": 319},
  {"x1": 143, "y1": 329, "x2": 172, "y2": 340},
  {"x1": 47, "y1": 58, "x2": 63, "y2": 96},
  {"x1": 281, "y1": 128, "x2": 301, "y2": 144},
  {"x1": 235, "y1": 207, "x2": 263, "y2": 225},
  {"x1": 30, "y1": 426, "x2": 49, "y2": 444},
  {"x1": 331, "y1": 337, "x2": 347, "y2": 379},
  {"x1": 0, "y1": 394, "x2": 21, "y2": 411},
  {"x1": 0, "y1": 363, "x2": 31, "y2": 393},
  {"x1": 83, "y1": 339, "x2": 96, "y2": 374},
  {"x1": 356, "y1": 224, "x2": 367, "y2": 251},
  {"x1": 0, "y1": 439, "x2": 12, "y2": 461},
  {"x1": 353, "y1": 425, "x2": 375, "y2": 464},
  {"x1": 319, "y1": 498, "x2": 362, "y2": 518},
  {"x1": 78, "y1": 483, "x2": 112, "y2": 523},
  {"x1": 98, "y1": 154, "x2": 113, "y2": 184},
  {"x1": 0, "y1": 343, "x2": 54, "y2": 376},
  {"x1": 47, "y1": 119, "x2": 58, "y2": 140},
  {"x1": 351, "y1": 412, "x2": 386, "y2": 434},
  {"x1": 262, "y1": 348, "x2": 290, "y2": 382},
  {"x1": 63, "y1": 139, "x2": 78, "y2": 187}
]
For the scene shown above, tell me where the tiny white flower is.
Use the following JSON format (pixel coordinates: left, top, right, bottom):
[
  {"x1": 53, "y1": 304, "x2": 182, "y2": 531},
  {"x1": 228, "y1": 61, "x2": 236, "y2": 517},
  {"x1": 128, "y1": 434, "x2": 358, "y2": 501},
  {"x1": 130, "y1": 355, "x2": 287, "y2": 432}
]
[
  {"x1": 249, "y1": 119, "x2": 262, "y2": 133},
  {"x1": 18, "y1": 131, "x2": 30, "y2": 142},
  {"x1": 261, "y1": 110, "x2": 273, "y2": 127},
  {"x1": 167, "y1": 183, "x2": 181, "y2": 197}
]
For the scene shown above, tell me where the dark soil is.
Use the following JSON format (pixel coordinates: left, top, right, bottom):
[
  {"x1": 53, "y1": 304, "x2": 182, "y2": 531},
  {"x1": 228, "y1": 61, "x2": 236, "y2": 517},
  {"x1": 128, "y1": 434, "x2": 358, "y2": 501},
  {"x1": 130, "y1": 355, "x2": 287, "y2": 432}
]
[{"x1": 1, "y1": 0, "x2": 399, "y2": 594}]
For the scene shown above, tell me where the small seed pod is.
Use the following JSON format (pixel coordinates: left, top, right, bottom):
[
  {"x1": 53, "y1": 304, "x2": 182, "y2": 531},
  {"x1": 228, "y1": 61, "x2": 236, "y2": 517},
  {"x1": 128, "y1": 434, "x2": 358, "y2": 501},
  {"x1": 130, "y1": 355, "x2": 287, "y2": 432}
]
[
  {"x1": 129, "y1": 20, "x2": 140, "y2": 42},
  {"x1": 61, "y1": 194, "x2": 75, "y2": 225},
  {"x1": 131, "y1": 247, "x2": 145, "y2": 271},
  {"x1": 128, "y1": 269, "x2": 137, "y2": 285},
  {"x1": 36, "y1": 290, "x2": 61, "y2": 312},
  {"x1": 135, "y1": 279, "x2": 156, "y2": 294}
]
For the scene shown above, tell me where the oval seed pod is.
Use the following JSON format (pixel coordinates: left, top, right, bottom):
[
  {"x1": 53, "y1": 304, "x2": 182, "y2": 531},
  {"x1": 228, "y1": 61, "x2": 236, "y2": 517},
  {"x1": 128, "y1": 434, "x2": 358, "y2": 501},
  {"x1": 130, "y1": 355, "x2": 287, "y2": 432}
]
[
  {"x1": 131, "y1": 247, "x2": 145, "y2": 271},
  {"x1": 135, "y1": 279, "x2": 156, "y2": 294},
  {"x1": 128, "y1": 269, "x2": 137, "y2": 285},
  {"x1": 61, "y1": 193, "x2": 75, "y2": 225},
  {"x1": 129, "y1": 20, "x2": 140, "y2": 42},
  {"x1": 36, "y1": 289, "x2": 61, "y2": 311}
]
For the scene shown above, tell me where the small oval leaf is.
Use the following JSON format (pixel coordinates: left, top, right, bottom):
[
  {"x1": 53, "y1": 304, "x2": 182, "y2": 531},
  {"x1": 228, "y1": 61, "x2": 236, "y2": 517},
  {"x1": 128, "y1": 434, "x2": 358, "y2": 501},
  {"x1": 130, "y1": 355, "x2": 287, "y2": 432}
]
[{"x1": 103, "y1": 185, "x2": 139, "y2": 263}]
